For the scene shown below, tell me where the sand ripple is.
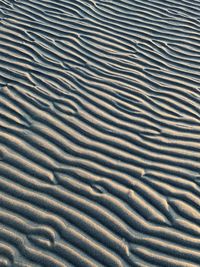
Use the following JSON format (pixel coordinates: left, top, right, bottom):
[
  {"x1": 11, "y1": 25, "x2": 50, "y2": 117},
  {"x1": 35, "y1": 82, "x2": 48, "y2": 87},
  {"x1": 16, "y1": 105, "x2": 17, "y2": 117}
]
[{"x1": 0, "y1": 0, "x2": 200, "y2": 266}]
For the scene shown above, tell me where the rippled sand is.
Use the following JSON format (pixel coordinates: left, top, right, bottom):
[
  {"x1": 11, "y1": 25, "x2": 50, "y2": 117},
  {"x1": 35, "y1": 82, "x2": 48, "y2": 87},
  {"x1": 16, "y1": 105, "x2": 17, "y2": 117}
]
[{"x1": 0, "y1": 0, "x2": 200, "y2": 266}]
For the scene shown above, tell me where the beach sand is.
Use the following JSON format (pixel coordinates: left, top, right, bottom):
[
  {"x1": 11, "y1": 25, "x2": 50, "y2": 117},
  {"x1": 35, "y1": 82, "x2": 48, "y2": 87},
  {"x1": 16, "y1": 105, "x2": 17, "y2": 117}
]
[{"x1": 0, "y1": 0, "x2": 200, "y2": 266}]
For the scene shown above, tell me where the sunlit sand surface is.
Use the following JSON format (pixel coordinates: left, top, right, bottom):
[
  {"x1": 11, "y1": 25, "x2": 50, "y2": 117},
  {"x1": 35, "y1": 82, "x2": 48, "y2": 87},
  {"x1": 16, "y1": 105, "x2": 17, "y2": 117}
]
[{"x1": 0, "y1": 0, "x2": 200, "y2": 266}]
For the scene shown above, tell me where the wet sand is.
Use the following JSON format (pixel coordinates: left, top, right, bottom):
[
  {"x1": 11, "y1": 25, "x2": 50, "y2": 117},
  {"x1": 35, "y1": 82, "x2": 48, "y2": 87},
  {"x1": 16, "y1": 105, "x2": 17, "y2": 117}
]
[{"x1": 0, "y1": 0, "x2": 200, "y2": 266}]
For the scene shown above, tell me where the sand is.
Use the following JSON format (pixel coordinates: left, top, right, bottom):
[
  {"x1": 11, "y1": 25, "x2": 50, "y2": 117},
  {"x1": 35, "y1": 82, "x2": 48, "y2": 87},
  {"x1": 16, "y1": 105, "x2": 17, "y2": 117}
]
[{"x1": 0, "y1": 0, "x2": 200, "y2": 266}]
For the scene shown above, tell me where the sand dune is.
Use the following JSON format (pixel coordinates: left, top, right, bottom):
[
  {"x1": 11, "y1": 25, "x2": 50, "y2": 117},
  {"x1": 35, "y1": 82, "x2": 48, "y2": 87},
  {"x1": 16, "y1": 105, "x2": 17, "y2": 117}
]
[{"x1": 0, "y1": 0, "x2": 200, "y2": 266}]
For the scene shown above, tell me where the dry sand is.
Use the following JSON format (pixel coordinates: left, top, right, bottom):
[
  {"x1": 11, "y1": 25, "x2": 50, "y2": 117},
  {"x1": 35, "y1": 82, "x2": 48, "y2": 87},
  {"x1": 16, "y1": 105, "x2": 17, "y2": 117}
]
[{"x1": 0, "y1": 0, "x2": 200, "y2": 266}]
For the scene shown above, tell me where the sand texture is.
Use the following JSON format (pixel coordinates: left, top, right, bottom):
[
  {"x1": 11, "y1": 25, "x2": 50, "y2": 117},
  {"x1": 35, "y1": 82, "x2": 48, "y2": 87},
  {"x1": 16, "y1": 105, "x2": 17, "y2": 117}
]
[{"x1": 0, "y1": 0, "x2": 200, "y2": 266}]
